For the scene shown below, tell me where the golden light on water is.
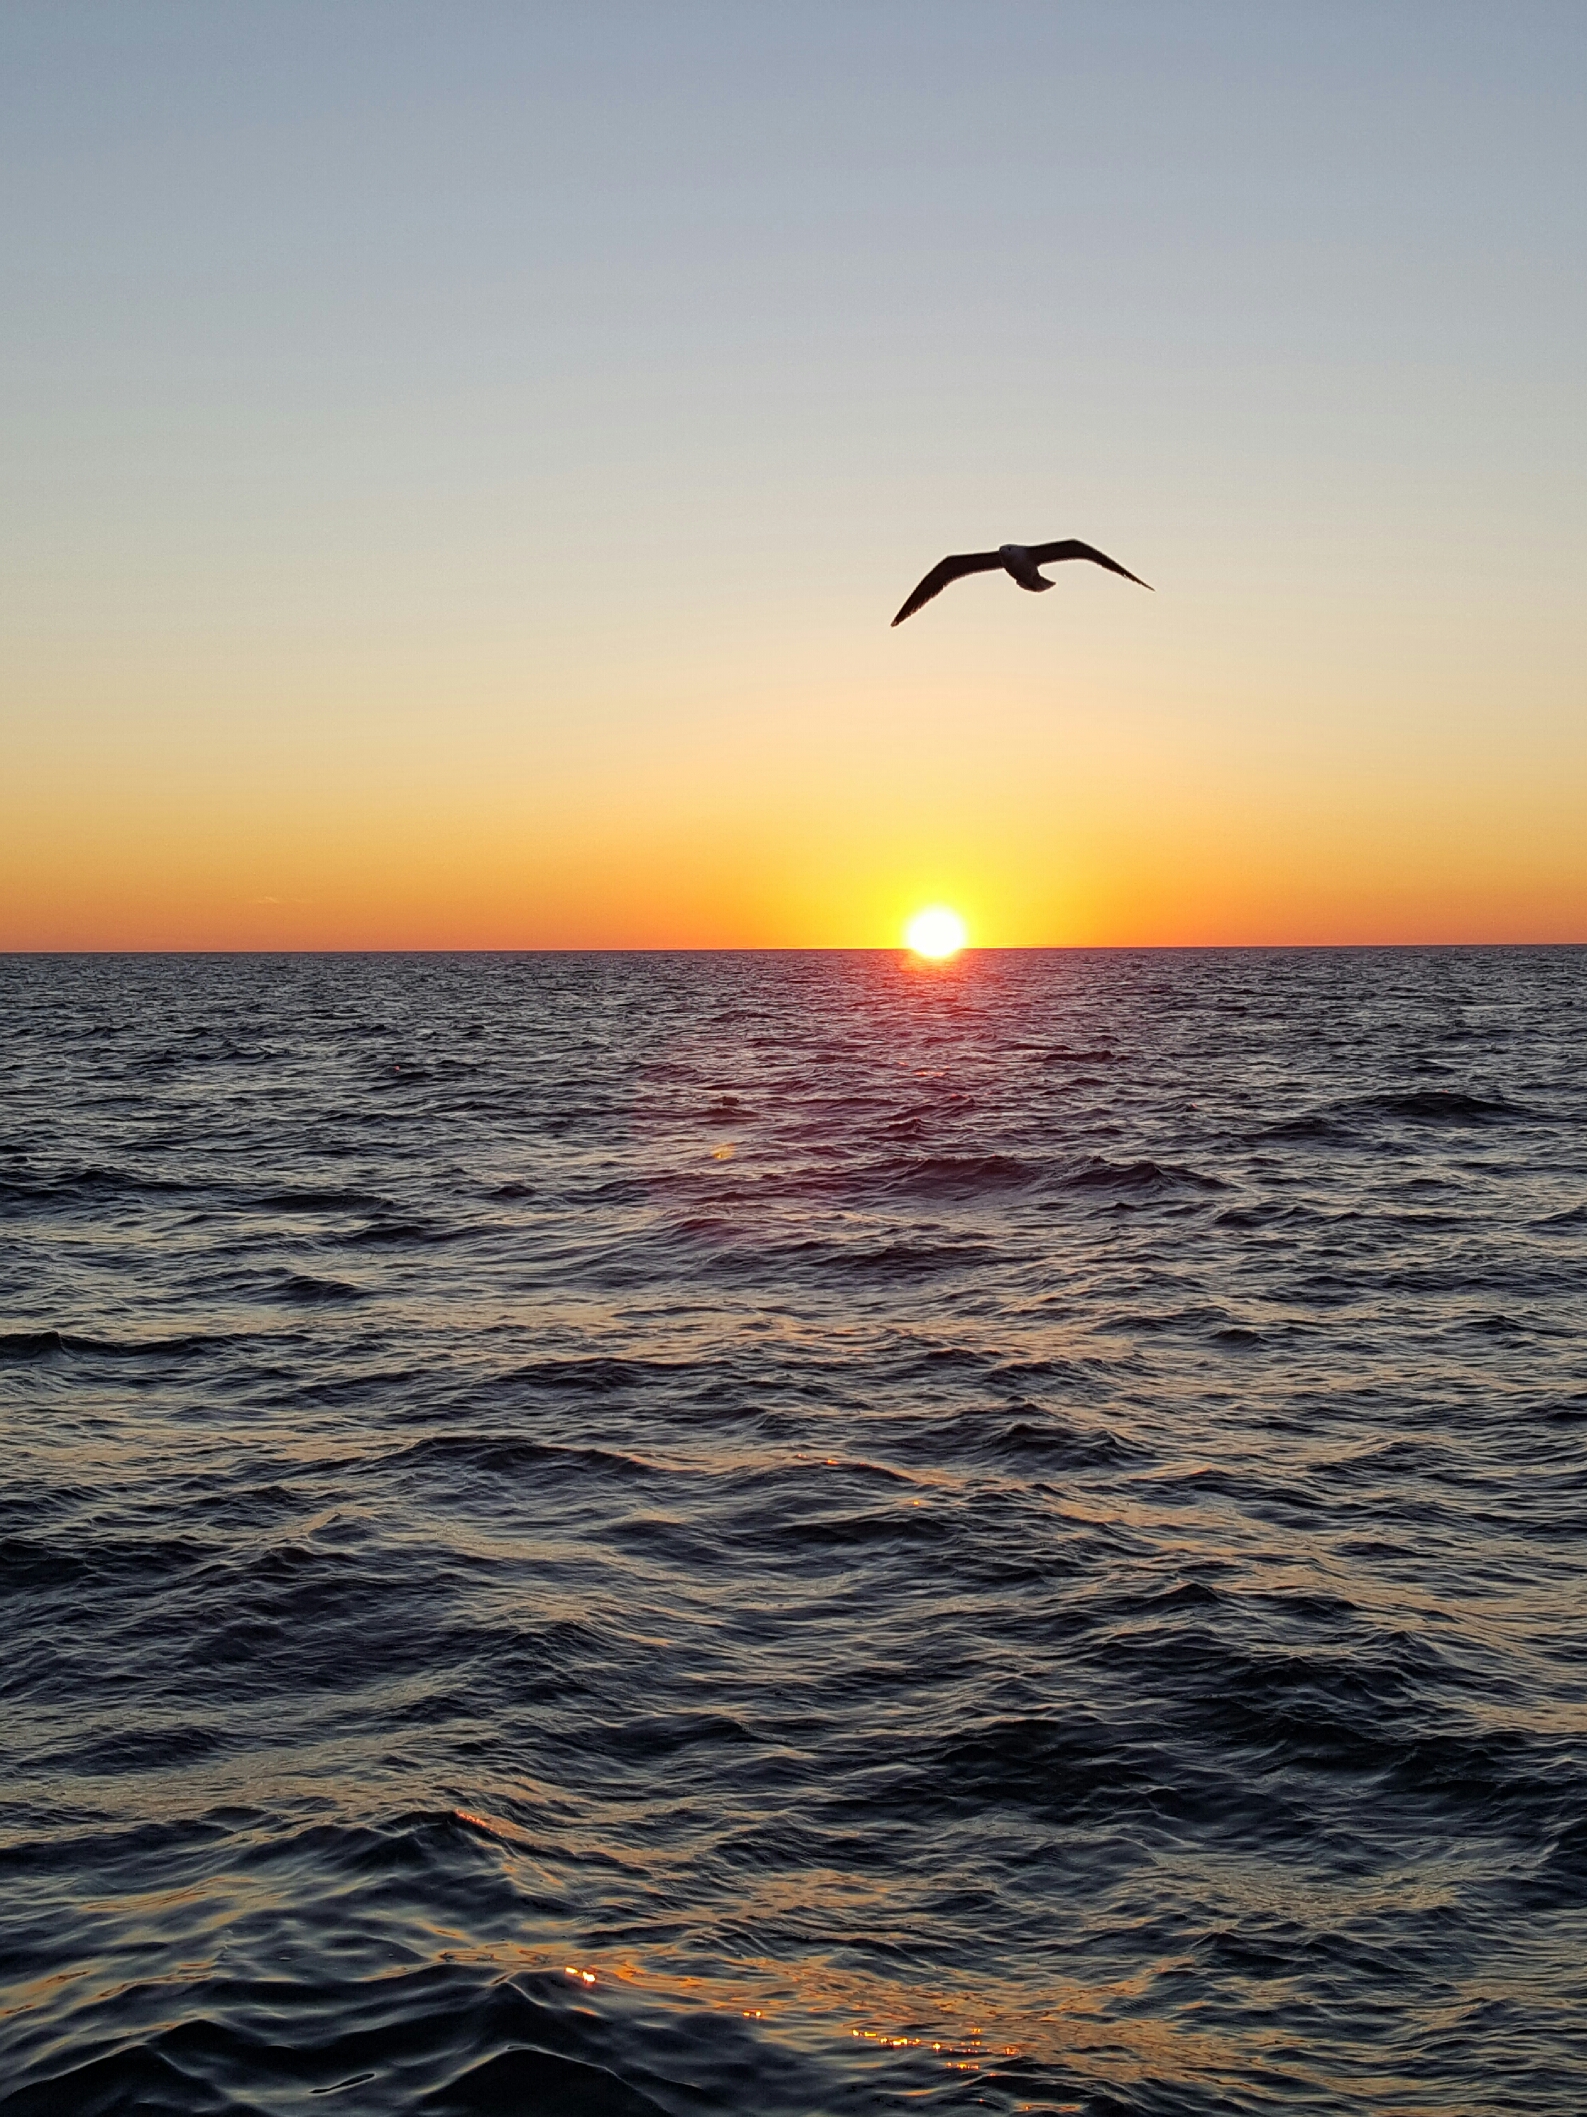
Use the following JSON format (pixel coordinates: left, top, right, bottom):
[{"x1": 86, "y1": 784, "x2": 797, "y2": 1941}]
[
  {"x1": 904, "y1": 907, "x2": 967, "y2": 960},
  {"x1": 436, "y1": 1843, "x2": 1239, "y2": 2094}
]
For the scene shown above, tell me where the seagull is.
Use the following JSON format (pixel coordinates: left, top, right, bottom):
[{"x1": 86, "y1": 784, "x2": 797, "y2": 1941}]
[{"x1": 891, "y1": 539, "x2": 1152, "y2": 626}]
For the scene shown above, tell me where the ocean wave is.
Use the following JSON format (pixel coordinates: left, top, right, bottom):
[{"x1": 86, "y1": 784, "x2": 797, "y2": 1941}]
[
  {"x1": 956, "y1": 1411, "x2": 1139, "y2": 1469},
  {"x1": 1266, "y1": 1088, "x2": 1538, "y2": 1143},
  {"x1": 1063, "y1": 1155, "x2": 1227, "y2": 1193},
  {"x1": 1371, "y1": 1088, "x2": 1535, "y2": 1123},
  {"x1": 270, "y1": 1272, "x2": 371, "y2": 1304},
  {"x1": 0, "y1": 1164, "x2": 196, "y2": 1206},
  {"x1": 387, "y1": 1431, "x2": 664, "y2": 1487},
  {"x1": 250, "y1": 1186, "x2": 392, "y2": 1213},
  {"x1": 875, "y1": 1153, "x2": 1040, "y2": 1197},
  {"x1": 0, "y1": 1329, "x2": 66, "y2": 1360},
  {"x1": 336, "y1": 1215, "x2": 472, "y2": 1248},
  {"x1": 0, "y1": 1326, "x2": 232, "y2": 1361}
]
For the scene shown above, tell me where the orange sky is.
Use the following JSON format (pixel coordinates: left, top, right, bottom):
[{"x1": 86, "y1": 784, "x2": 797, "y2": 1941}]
[
  {"x1": 9, "y1": 618, "x2": 1581, "y2": 950},
  {"x1": 4, "y1": 6, "x2": 1583, "y2": 949}
]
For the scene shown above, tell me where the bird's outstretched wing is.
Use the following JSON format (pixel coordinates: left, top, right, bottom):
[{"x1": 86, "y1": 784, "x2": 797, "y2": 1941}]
[
  {"x1": 890, "y1": 550, "x2": 1004, "y2": 626},
  {"x1": 1026, "y1": 539, "x2": 1153, "y2": 590}
]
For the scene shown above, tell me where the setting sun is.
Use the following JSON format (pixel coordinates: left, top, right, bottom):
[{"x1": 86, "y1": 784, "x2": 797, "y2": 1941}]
[{"x1": 904, "y1": 907, "x2": 967, "y2": 959}]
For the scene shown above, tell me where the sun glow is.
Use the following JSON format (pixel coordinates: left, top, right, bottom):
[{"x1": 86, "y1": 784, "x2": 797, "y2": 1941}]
[{"x1": 904, "y1": 907, "x2": 967, "y2": 960}]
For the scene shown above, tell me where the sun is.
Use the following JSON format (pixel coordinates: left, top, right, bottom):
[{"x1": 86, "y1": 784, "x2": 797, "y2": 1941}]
[{"x1": 904, "y1": 907, "x2": 967, "y2": 960}]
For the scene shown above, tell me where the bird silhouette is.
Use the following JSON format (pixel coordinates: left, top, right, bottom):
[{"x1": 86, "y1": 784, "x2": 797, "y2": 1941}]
[{"x1": 891, "y1": 539, "x2": 1151, "y2": 626}]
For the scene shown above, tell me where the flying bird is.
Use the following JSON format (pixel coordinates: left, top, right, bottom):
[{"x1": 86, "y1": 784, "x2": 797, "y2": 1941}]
[{"x1": 891, "y1": 539, "x2": 1152, "y2": 626}]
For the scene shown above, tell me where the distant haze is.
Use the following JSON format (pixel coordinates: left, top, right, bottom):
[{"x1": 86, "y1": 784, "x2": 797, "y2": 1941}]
[{"x1": 3, "y1": 1, "x2": 1583, "y2": 947}]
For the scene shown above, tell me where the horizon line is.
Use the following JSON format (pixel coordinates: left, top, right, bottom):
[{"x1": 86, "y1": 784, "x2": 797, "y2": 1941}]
[{"x1": 5, "y1": 940, "x2": 1584, "y2": 959}]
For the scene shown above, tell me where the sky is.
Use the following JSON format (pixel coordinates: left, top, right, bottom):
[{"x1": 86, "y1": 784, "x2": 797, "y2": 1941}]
[{"x1": 3, "y1": 1, "x2": 1584, "y2": 949}]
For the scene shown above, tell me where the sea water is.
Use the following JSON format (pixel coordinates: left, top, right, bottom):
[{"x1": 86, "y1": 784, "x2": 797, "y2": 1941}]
[{"x1": 2, "y1": 948, "x2": 1584, "y2": 2114}]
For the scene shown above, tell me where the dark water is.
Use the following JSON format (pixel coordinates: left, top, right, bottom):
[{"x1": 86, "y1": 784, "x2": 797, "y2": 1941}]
[{"x1": 3, "y1": 948, "x2": 1585, "y2": 2116}]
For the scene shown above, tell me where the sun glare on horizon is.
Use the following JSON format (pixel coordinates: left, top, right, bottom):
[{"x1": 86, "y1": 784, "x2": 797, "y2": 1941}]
[{"x1": 904, "y1": 907, "x2": 967, "y2": 960}]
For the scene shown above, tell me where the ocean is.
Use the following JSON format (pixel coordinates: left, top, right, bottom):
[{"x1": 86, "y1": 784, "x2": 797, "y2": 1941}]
[{"x1": 2, "y1": 947, "x2": 1584, "y2": 2115}]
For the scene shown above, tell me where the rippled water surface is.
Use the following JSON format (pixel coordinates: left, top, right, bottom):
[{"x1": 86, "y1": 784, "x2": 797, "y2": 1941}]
[{"x1": 3, "y1": 948, "x2": 1585, "y2": 2115}]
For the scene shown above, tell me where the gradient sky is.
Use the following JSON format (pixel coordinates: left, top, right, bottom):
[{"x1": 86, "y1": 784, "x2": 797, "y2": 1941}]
[{"x1": 4, "y1": 1, "x2": 1584, "y2": 948}]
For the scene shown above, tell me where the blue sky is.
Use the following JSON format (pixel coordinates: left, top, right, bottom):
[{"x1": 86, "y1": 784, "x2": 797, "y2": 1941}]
[{"x1": 4, "y1": 2, "x2": 1584, "y2": 944}]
